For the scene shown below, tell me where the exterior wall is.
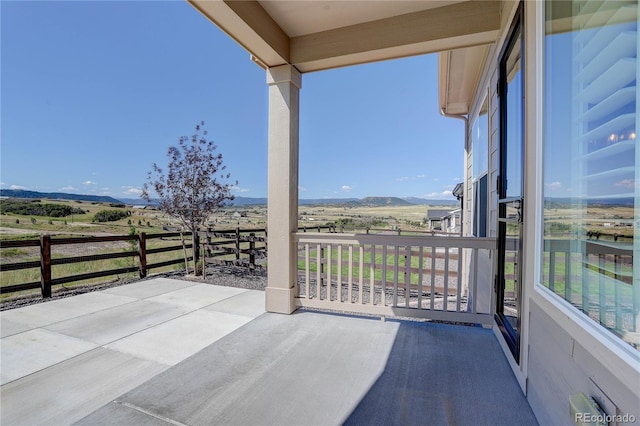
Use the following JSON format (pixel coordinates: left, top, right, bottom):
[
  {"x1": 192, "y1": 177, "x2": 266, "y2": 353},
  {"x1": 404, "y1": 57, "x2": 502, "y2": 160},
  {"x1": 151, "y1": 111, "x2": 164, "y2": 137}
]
[
  {"x1": 528, "y1": 300, "x2": 640, "y2": 425},
  {"x1": 465, "y1": 0, "x2": 640, "y2": 423}
]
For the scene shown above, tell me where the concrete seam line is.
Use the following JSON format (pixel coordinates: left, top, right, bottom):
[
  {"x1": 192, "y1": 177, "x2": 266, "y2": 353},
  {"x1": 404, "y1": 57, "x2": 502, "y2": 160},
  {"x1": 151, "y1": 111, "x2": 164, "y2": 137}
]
[{"x1": 114, "y1": 400, "x2": 188, "y2": 426}]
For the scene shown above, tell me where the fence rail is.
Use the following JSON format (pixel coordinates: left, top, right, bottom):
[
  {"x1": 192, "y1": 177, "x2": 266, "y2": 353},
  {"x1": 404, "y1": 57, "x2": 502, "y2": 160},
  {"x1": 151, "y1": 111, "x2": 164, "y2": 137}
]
[
  {"x1": 0, "y1": 232, "x2": 194, "y2": 298},
  {"x1": 199, "y1": 225, "x2": 335, "y2": 276},
  {"x1": 295, "y1": 232, "x2": 497, "y2": 324}
]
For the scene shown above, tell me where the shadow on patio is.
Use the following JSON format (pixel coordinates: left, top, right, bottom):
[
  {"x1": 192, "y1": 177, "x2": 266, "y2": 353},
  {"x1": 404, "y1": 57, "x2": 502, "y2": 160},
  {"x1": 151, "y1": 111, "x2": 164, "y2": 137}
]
[{"x1": 77, "y1": 309, "x2": 538, "y2": 425}]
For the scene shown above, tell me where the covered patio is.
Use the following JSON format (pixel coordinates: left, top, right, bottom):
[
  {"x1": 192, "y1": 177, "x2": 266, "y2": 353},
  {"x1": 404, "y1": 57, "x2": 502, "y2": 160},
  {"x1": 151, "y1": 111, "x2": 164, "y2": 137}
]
[{"x1": 1, "y1": 278, "x2": 536, "y2": 425}]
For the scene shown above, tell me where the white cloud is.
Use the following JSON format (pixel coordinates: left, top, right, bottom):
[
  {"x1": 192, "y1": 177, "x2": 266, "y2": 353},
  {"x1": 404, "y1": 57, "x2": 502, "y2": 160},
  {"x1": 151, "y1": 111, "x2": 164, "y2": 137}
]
[
  {"x1": 231, "y1": 185, "x2": 250, "y2": 193},
  {"x1": 396, "y1": 174, "x2": 426, "y2": 182},
  {"x1": 433, "y1": 178, "x2": 440, "y2": 182},
  {"x1": 83, "y1": 180, "x2": 97, "y2": 185},
  {"x1": 423, "y1": 190, "x2": 454, "y2": 199},
  {"x1": 546, "y1": 181, "x2": 562, "y2": 190},
  {"x1": 9, "y1": 184, "x2": 28, "y2": 190},
  {"x1": 299, "y1": 185, "x2": 307, "y2": 192},
  {"x1": 614, "y1": 179, "x2": 636, "y2": 189},
  {"x1": 0, "y1": 182, "x2": 5, "y2": 187},
  {"x1": 122, "y1": 186, "x2": 143, "y2": 196},
  {"x1": 341, "y1": 185, "x2": 352, "y2": 193},
  {"x1": 60, "y1": 186, "x2": 76, "y2": 191}
]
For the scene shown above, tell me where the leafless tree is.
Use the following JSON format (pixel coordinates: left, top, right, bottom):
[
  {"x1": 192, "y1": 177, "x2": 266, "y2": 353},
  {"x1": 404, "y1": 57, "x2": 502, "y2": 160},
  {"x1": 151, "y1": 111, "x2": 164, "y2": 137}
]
[{"x1": 142, "y1": 121, "x2": 236, "y2": 263}]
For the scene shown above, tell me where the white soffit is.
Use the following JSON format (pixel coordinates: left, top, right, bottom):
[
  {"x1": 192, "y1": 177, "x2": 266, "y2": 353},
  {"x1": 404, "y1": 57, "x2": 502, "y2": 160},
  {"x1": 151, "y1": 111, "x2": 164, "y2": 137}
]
[
  {"x1": 188, "y1": 0, "x2": 500, "y2": 73},
  {"x1": 259, "y1": 1, "x2": 463, "y2": 37},
  {"x1": 439, "y1": 45, "x2": 490, "y2": 116}
]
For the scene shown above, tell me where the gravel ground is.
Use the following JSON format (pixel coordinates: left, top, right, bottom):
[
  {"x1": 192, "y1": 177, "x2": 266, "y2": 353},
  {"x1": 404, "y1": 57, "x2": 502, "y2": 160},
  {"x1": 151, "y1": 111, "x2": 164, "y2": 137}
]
[{"x1": 0, "y1": 265, "x2": 266, "y2": 311}]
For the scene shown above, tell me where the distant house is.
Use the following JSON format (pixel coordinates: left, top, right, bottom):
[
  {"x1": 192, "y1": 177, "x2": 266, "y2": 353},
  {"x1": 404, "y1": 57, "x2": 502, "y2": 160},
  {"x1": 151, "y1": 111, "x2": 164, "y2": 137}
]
[
  {"x1": 425, "y1": 209, "x2": 453, "y2": 231},
  {"x1": 231, "y1": 211, "x2": 248, "y2": 219}
]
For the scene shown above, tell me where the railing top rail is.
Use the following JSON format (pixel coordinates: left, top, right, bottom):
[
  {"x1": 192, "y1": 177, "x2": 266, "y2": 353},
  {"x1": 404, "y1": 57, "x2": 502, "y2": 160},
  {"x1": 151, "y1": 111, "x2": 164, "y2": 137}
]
[
  {"x1": 294, "y1": 232, "x2": 497, "y2": 249},
  {"x1": 366, "y1": 228, "x2": 460, "y2": 236}
]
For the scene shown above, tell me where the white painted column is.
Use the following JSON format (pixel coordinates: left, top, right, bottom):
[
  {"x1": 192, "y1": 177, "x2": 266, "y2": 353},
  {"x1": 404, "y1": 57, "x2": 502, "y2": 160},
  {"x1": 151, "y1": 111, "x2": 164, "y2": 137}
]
[{"x1": 265, "y1": 64, "x2": 301, "y2": 314}]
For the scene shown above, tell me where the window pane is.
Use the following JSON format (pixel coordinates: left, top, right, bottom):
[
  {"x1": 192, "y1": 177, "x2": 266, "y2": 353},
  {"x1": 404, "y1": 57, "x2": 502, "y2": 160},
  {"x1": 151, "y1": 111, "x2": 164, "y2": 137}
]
[
  {"x1": 472, "y1": 98, "x2": 489, "y2": 179},
  {"x1": 543, "y1": 0, "x2": 638, "y2": 350},
  {"x1": 505, "y1": 32, "x2": 523, "y2": 199},
  {"x1": 473, "y1": 175, "x2": 488, "y2": 237}
]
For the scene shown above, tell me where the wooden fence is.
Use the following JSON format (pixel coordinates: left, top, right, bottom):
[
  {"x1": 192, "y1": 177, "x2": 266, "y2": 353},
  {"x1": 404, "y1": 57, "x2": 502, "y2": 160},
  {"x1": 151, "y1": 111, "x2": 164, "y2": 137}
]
[
  {"x1": 199, "y1": 225, "x2": 335, "y2": 275},
  {"x1": 0, "y1": 232, "x2": 193, "y2": 298}
]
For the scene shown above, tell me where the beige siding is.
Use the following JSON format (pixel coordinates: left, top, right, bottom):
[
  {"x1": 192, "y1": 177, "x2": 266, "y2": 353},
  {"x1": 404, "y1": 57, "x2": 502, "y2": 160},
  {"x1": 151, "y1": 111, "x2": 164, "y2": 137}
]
[{"x1": 528, "y1": 301, "x2": 640, "y2": 425}]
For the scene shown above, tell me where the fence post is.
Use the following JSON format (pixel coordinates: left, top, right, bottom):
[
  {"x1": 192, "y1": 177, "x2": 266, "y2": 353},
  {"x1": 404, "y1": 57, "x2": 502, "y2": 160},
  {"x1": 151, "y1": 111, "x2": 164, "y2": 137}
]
[
  {"x1": 180, "y1": 232, "x2": 190, "y2": 275},
  {"x1": 138, "y1": 232, "x2": 147, "y2": 278},
  {"x1": 193, "y1": 230, "x2": 200, "y2": 273},
  {"x1": 249, "y1": 232, "x2": 256, "y2": 276},
  {"x1": 201, "y1": 232, "x2": 207, "y2": 280},
  {"x1": 40, "y1": 235, "x2": 52, "y2": 298},
  {"x1": 235, "y1": 227, "x2": 241, "y2": 263}
]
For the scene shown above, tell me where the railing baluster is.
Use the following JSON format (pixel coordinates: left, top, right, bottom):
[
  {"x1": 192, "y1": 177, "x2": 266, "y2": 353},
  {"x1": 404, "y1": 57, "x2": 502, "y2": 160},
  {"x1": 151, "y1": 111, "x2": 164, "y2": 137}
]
[
  {"x1": 615, "y1": 254, "x2": 622, "y2": 331},
  {"x1": 327, "y1": 244, "x2": 332, "y2": 301},
  {"x1": 472, "y1": 248, "x2": 479, "y2": 314},
  {"x1": 599, "y1": 253, "x2": 606, "y2": 326},
  {"x1": 549, "y1": 248, "x2": 556, "y2": 292},
  {"x1": 370, "y1": 245, "x2": 375, "y2": 305},
  {"x1": 430, "y1": 246, "x2": 436, "y2": 310},
  {"x1": 405, "y1": 245, "x2": 411, "y2": 308},
  {"x1": 337, "y1": 245, "x2": 343, "y2": 303},
  {"x1": 382, "y1": 245, "x2": 388, "y2": 307},
  {"x1": 348, "y1": 245, "x2": 353, "y2": 303},
  {"x1": 393, "y1": 246, "x2": 399, "y2": 307},
  {"x1": 316, "y1": 243, "x2": 322, "y2": 299},
  {"x1": 305, "y1": 243, "x2": 310, "y2": 299},
  {"x1": 444, "y1": 247, "x2": 449, "y2": 311},
  {"x1": 456, "y1": 246, "x2": 462, "y2": 312},
  {"x1": 418, "y1": 247, "x2": 424, "y2": 309},
  {"x1": 564, "y1": 247, "x2": 571, "y2": 302},
  {"x1": 359, "y1": 245, "x2": 364, "y2": 304}
]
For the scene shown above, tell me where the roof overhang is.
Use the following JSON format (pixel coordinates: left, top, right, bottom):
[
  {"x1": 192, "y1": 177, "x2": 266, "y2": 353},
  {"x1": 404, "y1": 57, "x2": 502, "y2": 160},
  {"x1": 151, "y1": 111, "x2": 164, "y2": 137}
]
[
  {"x1": 187, "y1": 0, "x2": 501, "y2": 73},
  {"x1": 438, "y1": 45, "x2": 491, "y2": 116}
]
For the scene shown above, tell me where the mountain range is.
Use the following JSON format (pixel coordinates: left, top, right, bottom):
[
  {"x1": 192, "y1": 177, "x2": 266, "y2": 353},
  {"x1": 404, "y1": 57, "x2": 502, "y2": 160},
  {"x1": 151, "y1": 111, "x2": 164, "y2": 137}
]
[{"x1": 1, "y1": 189, "x2": 459, "y2": 207}]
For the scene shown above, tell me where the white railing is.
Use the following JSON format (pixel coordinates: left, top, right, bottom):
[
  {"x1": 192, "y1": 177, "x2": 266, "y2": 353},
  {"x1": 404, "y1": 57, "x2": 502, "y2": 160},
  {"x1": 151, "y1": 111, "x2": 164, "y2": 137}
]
[{"x1": 295, "y1": 232, "x2": 497, "y2": 325}]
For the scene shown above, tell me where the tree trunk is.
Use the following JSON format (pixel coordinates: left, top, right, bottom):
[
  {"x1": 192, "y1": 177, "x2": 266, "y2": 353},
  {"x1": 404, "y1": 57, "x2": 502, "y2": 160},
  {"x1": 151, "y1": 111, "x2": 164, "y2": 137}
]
[{"x1": 191, "y1": 226, "x2": 200, "y2": 274}]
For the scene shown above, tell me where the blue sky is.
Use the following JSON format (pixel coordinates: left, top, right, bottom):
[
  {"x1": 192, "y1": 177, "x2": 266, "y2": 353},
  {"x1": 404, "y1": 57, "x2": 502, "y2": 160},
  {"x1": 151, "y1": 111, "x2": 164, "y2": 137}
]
[{"x1": 1, "y1": 1, "x2": 464, "y2": 201}]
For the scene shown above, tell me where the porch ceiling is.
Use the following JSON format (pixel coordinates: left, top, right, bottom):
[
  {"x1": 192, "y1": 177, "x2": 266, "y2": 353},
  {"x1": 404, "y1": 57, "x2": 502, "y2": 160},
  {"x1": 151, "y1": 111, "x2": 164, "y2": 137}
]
[{"x1": 187, "y1": 0, "x2": 501, "y2": 73}]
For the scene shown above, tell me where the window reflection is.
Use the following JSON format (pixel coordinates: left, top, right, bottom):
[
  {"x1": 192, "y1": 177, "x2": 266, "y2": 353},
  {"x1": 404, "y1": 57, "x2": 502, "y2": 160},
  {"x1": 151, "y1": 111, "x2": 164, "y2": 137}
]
[{"x1": 543, "y1": 0, "x2": 637, "y2": 349}]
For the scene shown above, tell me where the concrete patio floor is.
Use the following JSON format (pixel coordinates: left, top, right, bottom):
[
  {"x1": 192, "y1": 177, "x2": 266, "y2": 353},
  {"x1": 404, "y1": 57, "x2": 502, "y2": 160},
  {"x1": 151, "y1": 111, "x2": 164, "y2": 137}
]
[{"x1": 1, "y1": 278, "x2": 538, "y2": 425}]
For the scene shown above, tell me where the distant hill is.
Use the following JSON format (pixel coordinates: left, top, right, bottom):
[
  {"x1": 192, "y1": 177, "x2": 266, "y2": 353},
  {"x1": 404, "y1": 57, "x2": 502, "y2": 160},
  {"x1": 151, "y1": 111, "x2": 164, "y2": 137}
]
[
  {"x1": 544, "y1": 197, "x2": 634, "y2": 208},
  {"x1": 1, "y1": 190, "x2": 458, "y2": 208},
  {"x1": 360, "y1": 196, "x2": 412, "y2": 206},
  {"x1": 403, "y1": 197, "x2": 458, "y2": 206},
  {"x1": 0, "y1": 189, "x2": 122, "y2": 204}
]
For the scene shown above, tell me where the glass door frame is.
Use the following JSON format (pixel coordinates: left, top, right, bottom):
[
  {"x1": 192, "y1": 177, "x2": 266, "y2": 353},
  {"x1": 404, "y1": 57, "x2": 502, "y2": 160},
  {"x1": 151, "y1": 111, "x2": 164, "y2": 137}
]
[{"x1": 496, "y1": 2, "x2": 524, "y2": 363}]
